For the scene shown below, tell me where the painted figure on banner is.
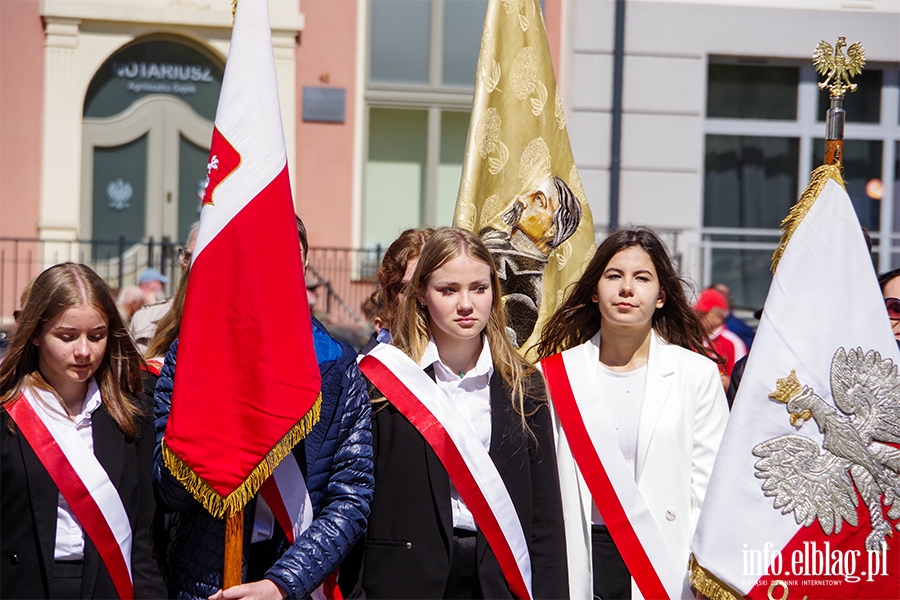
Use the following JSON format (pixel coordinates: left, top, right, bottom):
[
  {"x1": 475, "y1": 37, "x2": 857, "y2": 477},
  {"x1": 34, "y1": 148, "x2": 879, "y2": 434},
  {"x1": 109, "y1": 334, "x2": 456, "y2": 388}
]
[
  {"x1": 480, "y1": 151, "x2": 582, "y2": 348},
  {"x1": 454, "y1": 0, "x2": 595, "y2": 358}
]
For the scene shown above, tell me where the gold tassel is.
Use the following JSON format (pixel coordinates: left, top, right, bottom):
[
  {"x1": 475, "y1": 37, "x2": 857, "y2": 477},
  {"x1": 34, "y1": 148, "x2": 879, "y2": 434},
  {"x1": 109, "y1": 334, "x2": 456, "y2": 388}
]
[
  {"x1": 688, "y1": 555, "x2": 741, "y2": 600},
  {"x1": 162, "y1": 393, "x2": 322, "y2": 518},
  {"x1": 771, "y1": 164, "x2": 844, "y2": 273}
]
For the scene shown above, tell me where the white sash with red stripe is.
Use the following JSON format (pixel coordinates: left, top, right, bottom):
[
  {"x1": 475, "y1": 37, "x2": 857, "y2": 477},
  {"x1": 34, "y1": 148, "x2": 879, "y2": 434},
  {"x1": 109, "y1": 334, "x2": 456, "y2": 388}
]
[
  {"x1": 542, "y1": 349, "x2": 685, "y2": 600},
  {"x1": 359, "y1": 343, "x2": 533, "y2": 600},
  {"x1": 7, "y1": 387, "x2": 134, "y2": 600},
  {"x1": 259, "y1": 453, "x2": 312, "y2": 546},
  {"x1": 258, "y1": 434, "x2": 342, "y2": 599}
]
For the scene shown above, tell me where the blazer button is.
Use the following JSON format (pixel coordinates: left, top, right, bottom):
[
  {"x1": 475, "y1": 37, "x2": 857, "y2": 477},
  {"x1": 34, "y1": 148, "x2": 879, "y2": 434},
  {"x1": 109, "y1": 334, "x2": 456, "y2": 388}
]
[
  {"x1": 9, "y1": 554, "x2": 18, "y2": 565},
  {"x1": 406, "y1": 542, "x2": 412, "y2": 549},
  {"x1": 665, "y1": 510, "x2": 676, "y2": 521}
]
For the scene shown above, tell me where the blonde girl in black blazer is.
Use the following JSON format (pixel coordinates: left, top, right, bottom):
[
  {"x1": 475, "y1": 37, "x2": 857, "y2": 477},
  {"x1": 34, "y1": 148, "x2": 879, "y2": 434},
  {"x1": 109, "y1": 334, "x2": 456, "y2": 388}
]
[{"x1": 355, "y1": 227, "x2": 568, "y2": 599}]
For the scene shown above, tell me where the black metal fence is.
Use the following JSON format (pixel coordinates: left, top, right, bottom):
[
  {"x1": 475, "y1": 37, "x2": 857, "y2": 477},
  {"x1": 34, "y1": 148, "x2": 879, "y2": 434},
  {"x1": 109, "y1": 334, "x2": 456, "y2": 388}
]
[{"x1": 0, "y1": 237, "x2": 382, "y2": 330}]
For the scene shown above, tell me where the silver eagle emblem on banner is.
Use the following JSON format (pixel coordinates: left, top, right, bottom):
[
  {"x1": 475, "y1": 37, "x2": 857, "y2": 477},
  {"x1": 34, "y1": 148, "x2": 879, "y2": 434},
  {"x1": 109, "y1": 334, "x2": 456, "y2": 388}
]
[{"x1": 752, "y1": 348, "x2": 900, "y2": 551}]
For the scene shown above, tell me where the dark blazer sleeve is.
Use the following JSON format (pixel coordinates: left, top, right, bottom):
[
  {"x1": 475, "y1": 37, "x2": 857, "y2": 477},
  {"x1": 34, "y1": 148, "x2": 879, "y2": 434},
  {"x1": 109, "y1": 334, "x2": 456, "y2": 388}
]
[
  {"x1": 1, "y1": 409, "x2": 55, "y2": 599},
  {"x1": 131, "y1": 393, "x2": 168, "y2": 599},
  {"x1": 480, "y1": 372, "x2": 568, "y2": 600}
]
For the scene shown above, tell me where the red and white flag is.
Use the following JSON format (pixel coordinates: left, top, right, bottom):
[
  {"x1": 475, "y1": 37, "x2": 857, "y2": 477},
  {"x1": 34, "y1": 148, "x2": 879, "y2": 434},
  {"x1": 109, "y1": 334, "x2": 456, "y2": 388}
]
[
  {"x1": 691, "y1": 170, "x2": 900, "y2": 599},
  {"x1": 161, "y1": 0, "x2": 321, "y2": 517}
]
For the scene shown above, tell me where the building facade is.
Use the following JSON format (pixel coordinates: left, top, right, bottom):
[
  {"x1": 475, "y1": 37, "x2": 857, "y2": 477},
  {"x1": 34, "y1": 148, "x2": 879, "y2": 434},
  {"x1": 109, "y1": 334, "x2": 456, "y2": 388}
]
[{"x1": 0, "y1": 0, "x2": 898, "y2": 320}]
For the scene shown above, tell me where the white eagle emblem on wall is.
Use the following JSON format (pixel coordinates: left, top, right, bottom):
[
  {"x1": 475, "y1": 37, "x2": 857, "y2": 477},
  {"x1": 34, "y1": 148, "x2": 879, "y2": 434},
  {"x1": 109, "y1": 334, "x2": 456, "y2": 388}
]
[
  {"x1": 106, "y1": 178, "x2": 133, "y2": 211},
  {"x1": 753, "y1": 348, "x2": 900, "y2": 552}
]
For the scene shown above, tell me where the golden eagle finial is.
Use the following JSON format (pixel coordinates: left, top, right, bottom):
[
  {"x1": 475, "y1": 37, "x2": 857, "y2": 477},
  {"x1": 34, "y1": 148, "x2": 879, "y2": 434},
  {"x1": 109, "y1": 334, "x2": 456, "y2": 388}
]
[{"x1": 813, "y1": 37, "x2": 866, "y2": 98}]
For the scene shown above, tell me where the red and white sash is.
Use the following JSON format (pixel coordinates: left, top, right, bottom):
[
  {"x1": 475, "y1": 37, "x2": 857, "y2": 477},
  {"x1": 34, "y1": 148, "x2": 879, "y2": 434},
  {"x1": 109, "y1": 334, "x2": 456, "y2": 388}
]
[
  {"x1": 258, "y1": 436, "x2": 342, "y2": 599},
  {"x1": 359, "y1": 343, "x2": 532, "y2": 600},
  {"x1": 6, "y1": 387, "x2": 134, "y2": 600},
  {"x1": 542, "y1": 350, "x2": 683, "y2": 600}
]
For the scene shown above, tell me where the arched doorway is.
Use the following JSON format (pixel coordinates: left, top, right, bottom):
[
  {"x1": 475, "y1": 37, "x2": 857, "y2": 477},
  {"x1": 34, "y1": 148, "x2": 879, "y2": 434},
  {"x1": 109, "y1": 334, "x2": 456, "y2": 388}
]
[{"x1": 80, "y1": 36, "x2": 224, "y2": 250}]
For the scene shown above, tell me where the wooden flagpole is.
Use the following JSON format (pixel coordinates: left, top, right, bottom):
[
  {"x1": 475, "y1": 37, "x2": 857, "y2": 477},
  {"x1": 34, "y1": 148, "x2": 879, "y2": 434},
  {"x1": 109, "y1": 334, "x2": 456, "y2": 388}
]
[{"x1": 224, "y1": 508, "x2": 244, "y2": 588}]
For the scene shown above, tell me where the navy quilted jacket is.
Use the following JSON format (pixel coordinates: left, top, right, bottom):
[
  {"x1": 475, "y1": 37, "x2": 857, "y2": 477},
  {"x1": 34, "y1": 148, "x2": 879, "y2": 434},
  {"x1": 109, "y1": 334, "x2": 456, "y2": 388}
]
[{"x1": 152, "y1": 319, "x2": 374, "y2": 599}]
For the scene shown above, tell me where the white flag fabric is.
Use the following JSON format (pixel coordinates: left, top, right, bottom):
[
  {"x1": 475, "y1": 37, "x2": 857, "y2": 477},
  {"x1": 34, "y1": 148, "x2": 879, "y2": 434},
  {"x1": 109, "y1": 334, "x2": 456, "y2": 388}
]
[{"x1": 691, "y1": 177, "x2": 900, "y2": 599}]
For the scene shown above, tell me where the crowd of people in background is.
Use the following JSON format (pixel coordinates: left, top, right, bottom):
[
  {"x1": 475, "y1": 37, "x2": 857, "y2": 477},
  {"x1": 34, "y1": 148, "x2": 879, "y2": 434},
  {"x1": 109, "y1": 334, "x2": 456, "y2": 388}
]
[{"x1": 1, "y1": 219, "x2": 898, "y2": 600}]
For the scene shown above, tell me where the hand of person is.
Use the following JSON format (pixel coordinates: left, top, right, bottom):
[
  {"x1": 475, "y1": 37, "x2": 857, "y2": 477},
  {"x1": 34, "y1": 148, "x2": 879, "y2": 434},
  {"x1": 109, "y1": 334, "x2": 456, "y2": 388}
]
[{"x1": 208, "y1": 579, "x2": 288, "y2": 600}]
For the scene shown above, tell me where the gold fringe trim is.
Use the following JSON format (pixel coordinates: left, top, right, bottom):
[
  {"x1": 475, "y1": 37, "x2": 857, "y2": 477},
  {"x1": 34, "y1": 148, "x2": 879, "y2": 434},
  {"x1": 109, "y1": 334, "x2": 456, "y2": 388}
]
[
  {"x1": 162, "y1": 393, "x2": 322, "y2": 518},
  {"x1": 689, "y1": 554, "x2": 742, "y2": 600},
  {"x1": 771, "y1": 164, "x2": 844, "y2": 273}
]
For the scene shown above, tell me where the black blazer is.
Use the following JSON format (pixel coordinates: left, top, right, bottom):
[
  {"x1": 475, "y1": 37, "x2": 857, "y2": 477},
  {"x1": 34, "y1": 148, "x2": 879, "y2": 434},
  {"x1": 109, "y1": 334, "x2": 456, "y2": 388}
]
[
  {"x1": 1, "y1": 394, "x2": 165, "y2": 599},
  {"x1": 356, "y1": 368, "x2": 568, "y2": 599}
]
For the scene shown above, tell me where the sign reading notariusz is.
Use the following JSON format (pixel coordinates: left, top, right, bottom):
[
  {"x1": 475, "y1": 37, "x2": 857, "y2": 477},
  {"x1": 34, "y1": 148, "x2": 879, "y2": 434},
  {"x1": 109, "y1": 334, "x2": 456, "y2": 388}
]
[
  {"x1": 84, "y1": 39, "x2": 224, "y2": 121},
  {"x1": 113, "y1": 61, "x2": 216, "y2": 95}
]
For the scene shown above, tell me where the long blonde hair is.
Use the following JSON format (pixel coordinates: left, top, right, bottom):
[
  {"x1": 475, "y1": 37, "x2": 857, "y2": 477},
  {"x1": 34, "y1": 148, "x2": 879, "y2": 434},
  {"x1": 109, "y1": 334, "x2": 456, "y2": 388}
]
[
  {"x1": 392, "y1": 228, "x2": 540, "y2": 425},
  {"x1": 0, "y1": 263, "x2": 145, "y2": 438}
]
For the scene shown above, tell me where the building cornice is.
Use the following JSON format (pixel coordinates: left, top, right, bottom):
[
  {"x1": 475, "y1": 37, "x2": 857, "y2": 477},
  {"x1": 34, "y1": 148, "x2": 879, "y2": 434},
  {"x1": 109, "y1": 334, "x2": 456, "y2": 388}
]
[{"x1": 41, "y1": 0, "x2": 304, "y2": 34}]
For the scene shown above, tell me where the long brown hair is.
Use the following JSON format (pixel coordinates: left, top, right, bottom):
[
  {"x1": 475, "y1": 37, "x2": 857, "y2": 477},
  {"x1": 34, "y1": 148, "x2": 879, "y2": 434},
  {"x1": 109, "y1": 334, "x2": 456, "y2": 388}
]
[
  {"x1": 392, "y1": 228, "x2": 540, "y2": 425},
  {"x1": 145, "y1": 264, "x2": 191, "y2": 359},
  {"x1": 376, "y1": 228, "x2": 434, "y2": 331},
  {"x1": 0, "y1": 263, "x2": 145, "y2": 437},
  {"x1": 536, "y1": 227, "x2": 716, "y2": 361}
]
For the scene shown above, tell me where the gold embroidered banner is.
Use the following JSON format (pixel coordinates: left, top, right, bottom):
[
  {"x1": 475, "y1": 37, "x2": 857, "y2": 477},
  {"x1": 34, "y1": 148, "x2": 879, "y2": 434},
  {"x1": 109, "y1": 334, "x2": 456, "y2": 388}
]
[{"x1": 454, "y1": 0, "x2": 595, "y2": 358}]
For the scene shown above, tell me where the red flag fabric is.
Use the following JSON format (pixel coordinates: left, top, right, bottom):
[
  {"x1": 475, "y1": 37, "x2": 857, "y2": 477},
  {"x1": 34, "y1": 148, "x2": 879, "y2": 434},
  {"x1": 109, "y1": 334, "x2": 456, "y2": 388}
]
[{"x1": 161, "y1": 0, "x2": 321, "y2": 517}]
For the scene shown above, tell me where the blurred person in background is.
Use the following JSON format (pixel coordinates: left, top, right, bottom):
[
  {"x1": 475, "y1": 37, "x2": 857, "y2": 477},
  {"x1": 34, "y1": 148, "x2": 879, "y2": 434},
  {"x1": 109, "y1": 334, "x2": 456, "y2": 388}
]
[
  {"x1": 879, "y1": 268, "x2": 900, "y2": 350},
  {"x1": 361, "y1": 228, "x2": 434, "y2": 354},
  {"x1": 132, "y1": 223, "x2": 199, "y2": 352},
  {"x1": 710, "y1": 283, "x2": 755, "y2": 350},
  {"x1": 1, "y1": 281, "x2": 35, "y2": 362},
  {"x1": 117, "y1": 286, "x2": 146, "y2": 325},
  {"x1": 694, "y1": 287, "x2": 747, "y2": 390},
  {"x1": 137, "y1": 269, "x2": 168, "y2": 305},
  {"x1": 361, "y1": 291, "x2": 383, "y2": 334}
]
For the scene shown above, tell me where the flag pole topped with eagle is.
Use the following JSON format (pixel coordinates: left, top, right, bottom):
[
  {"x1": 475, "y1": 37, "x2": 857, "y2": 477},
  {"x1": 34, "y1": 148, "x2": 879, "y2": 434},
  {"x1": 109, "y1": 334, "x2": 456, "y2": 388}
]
[
  {"x1": 691, "y1": 38, "x2": 900, "y2": 599},
  {"x1": 160, "y1": 0, "x2": 322, "y2": 586},
  {"x1": 453, "y1": 0, "x2": 595, "y2": 360}
]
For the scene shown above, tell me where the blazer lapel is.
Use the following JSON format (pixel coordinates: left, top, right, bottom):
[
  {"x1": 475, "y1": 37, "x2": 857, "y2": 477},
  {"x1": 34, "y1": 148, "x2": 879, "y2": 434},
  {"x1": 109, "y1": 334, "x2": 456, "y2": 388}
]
[
  {"x1": 635, "y1": 332, "x2": 674, "y2": 483},
  {"x1": 421, "y1": 365, "x2": 453, "y2": 551},
  {"x1": 479, "y1": 372, "x2": 511, "y2": 561},
  {"x1": 19, "y1": 430, "x2": 59, "y2": 588}
]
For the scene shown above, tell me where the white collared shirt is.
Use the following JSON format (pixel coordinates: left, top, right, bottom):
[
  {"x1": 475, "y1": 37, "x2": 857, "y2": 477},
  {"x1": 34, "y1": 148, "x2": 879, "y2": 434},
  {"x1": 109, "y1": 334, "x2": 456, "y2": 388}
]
[
  {"x1": 419, "y1": 336, "x2": 494, "y2": 531},
  {"x1": 31, "y1": 380, "x2": 103, "y2": 561}
]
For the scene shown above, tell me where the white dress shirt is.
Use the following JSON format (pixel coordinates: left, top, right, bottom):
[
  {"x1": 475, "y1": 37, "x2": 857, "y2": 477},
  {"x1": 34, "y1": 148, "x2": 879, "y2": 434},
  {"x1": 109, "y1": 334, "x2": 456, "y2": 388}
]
[
  {"x1": 588, "y1": 363, "x2": 647, "y2": 525},
  {"x1": 419, "y1": 336, "x2": 494, "y2": 531},
  {"x1": 33, "y1": 380, "x2": 103, "y2": 561}
]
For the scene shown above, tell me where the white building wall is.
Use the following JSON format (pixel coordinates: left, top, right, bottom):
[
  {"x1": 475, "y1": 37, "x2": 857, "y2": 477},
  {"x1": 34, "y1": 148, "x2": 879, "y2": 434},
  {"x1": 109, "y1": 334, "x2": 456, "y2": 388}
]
[{"x1": 565, "y1": 0, "x2": 900, "y2": 283}]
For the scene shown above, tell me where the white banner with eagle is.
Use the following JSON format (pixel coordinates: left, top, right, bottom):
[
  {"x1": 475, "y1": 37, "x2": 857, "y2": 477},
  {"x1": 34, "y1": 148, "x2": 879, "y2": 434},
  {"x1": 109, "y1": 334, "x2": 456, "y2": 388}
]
[{"x1": 690, "y1": 174, "x2": 900, "y2": 599}]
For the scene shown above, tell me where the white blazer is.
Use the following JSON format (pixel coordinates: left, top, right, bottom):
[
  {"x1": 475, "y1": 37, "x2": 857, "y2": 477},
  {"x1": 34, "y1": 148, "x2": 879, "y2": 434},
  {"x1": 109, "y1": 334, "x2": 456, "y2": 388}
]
[{"x1": 552, "y1": 331, "x2": 729, "y2": 599}]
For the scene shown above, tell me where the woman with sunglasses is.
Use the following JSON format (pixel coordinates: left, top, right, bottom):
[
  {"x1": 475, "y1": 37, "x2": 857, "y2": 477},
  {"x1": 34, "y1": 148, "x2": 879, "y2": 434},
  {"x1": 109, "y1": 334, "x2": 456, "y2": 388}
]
[{"x1": 878, "y1": 268, "x2": 900, "y2": 349}]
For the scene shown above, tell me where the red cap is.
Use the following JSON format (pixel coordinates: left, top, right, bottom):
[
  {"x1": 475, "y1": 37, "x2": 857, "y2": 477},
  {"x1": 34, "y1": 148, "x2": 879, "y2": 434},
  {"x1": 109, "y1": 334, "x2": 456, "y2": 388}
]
[{"x1": 695, "y1": 288, "x2": 728, "y2": 313}]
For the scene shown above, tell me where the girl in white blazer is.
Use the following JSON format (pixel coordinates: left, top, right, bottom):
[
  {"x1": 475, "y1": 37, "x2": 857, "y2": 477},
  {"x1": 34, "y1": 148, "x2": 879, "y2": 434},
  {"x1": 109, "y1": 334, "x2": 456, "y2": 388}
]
[{"x1": 536, "y1": 227, "x2": 729, "y2": 599}]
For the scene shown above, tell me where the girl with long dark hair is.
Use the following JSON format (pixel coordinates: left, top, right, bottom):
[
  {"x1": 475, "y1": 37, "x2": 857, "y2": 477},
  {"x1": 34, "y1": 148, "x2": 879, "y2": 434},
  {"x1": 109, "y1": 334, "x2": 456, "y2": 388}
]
[{"x1": 537, "y1": 227, "x2": 728, "y2": 599}]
